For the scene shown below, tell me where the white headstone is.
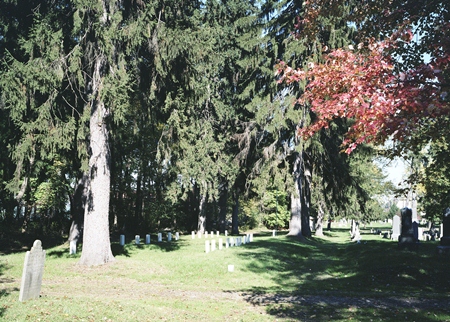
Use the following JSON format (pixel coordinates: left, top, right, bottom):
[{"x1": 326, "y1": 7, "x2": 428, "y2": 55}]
[
  {"x1": 218, "y1": 238, "x2": 223, "y2": 250},
  {"x1": 69, "y1": 240, "x2": 77, "y2": 255},
  {"x1": 272, "y1": 230, "x2": 276, "y2": 237},
  {"x1": 205, "y1": 240, "x2": 210, "y2": 253},
  {"x1": 19, "y1": 240, "x2": 46, "y2": 302},
  {"x1": 205, "y1": 232, "x2": 208, "y2": 238},
  {"x1": 225, "y1": 238, "x2": 230, "y2": 248},
  {"x1": 210, "y1": 231, "x2": 214, "y2": 238},
  {"x1": 225, "y1": 231, "x2": 228, "y2": 236},
  {"x1": 158, "y1": 233, "x2": 162, "y2": 242},
  {"x1": 250, "y1": 233, "x2": 254, "y2": 242},
  {"x1": 135, "y1": 235, "x2": 140, "y2": 245},
  {"x1": 229, "y1": 237, "x2": 234, "y2": 247},
  {"x1": 146, "y1": 234, "x2": 151, "y2": 244},
  {"x1": 120, "y1": 234, "x2": 125, "y2": 246},
  {"x1": 192, "y1": 231, "x2": 195, "y2": 239},
  {"x1": 176, "y1": 232, "x2": 179, "y2": 240},
  {"x1": 211, "y1": 239, "x2": 216, "y2": 251},
  {"x1": 168, "y1": 232, "x2": 172, "y2": 242},
  {"x1": 197, "y1": 231, "x2": 201, "y2": 239},
  {"x1": 216, "y1": 231, "x2": 219, "y2": 237},
  {"x1": 228, "y1": 265, "x2": 234, "y2": 272},
  {"x1": 392, "y1": 215, "x2": 401, "y2": 241}
]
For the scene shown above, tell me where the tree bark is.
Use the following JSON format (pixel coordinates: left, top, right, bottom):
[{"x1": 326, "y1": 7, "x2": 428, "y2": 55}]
[
  {"x1": 315, "y1": 202, "x2": 325, "y2": 237},
  {"x1": 78, "y1": 43, "x2": 114, "y2": 265},
  {"x1": 218, "y1": 182, "x2": 228, "y2": 234},
  {"x1": 288, "y1": 152, "x2": 303, "y2": 237},
  {"x1": 231, "y1": 189, "x2": 239, "y2": 235}
]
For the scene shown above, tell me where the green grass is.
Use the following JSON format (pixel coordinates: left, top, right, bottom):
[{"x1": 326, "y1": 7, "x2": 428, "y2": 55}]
[{"x1": 1, "y1": 225, "x2": 450, "y2": 321}]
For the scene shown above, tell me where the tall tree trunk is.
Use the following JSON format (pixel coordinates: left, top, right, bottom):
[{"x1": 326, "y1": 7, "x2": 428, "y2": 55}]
[
  {"x1": 288, "y1": 152, "x2": 302, "y2": 237},
  {"x1": 231, "y1": 188, "x2": 239, "y2": 235},
  {"x1": 315, "y1": 201, "x2": 325, "y2": 237},
  {"x1": 197, "y1": 192, "x2": 207, "y2": 234},
  {"x1": 301, "y1": 159, "x2": 312, "y2": 237},
  {"x1": 218, "y1": 181, "x2": 228, "y2": 234},
  {"x1": 78, "y1": 48, "x2": 114, "y2": 266}
]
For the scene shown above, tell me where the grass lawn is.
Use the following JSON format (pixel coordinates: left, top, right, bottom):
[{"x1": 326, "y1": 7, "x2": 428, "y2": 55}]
[{"x1": 1, "y1": 224, "x2": 450, "y2": 321}]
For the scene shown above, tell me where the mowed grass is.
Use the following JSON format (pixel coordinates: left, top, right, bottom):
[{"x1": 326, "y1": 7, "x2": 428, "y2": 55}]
[{"x1": 1, "y1": 224, "x2": 450, "y2": 321}]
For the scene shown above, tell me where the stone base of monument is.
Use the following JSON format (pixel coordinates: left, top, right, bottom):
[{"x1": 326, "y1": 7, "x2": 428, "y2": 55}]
[
  {"x1": 398, "y1": 235, "x2": 419, "y2": 251},
  {"x1": 436, "y1": 246, "x2": 450, "y2": 254}
]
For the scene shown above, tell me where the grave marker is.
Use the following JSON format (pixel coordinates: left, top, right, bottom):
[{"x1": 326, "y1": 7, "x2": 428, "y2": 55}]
[
  {"x1": 205, "y1": 240, "x2": 210, "y2": 253},
  {"x1": 135, "y1": 235, "x2": 140, "y2": 245},
  {"x1": 211, "y1": 239, "x2": 216, "y2": 251},
  {"x1": 168, "y1": 232, "x2": 172, "y2": 242},
  {"x1": 391, "y1": 214, "x2": 401, "y2": 241},
  {"x1": 19, "y1": 240, "x2": 46, "y2": 302},
  {"x1": 69, "y1": 240, "x2": 77, "y2": 255},
  {"x1": 219, "y1": 238, "x2": 223, "y2": 250},
  {"x1": 176, "y1": 232, "x2": 179, "y2": 240},
  {"x1": 158, "y1": 233, "x2": 162, "y2": 242},
  {"x1": 398, "y1": 207, "x2": 419, "y2": 250},
  {"x1": 146, "y1": 234, "x2": 151, "y2": 244},
  {"x1": 120, "y1": 234, "x2": 125, "y2": 246}
]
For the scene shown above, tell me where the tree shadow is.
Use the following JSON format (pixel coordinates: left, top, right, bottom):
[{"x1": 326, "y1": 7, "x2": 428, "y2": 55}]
[
  {"x1": 236, "y1": 236, "x2": 450, "y2": 321},
  {"x1": 0, "y1": 261, "x2": 18, "y2": 318}
]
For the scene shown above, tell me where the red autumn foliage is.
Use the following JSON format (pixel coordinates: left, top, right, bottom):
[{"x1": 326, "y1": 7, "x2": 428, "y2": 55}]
[{"x1": 276, "y1": 35, "x2": 450, "y2": 154}]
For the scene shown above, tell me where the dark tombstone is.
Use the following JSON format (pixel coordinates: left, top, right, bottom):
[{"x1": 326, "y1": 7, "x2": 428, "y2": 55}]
[
  {"x1": 440, "y1": 208, "x2": 450, "y2": 246},
  {"x1": 398, "y1": 207, "x2": 419, "y2": 250},
  {"x1": 412, "y1": 221, "x2": 419, "y2": 242}
]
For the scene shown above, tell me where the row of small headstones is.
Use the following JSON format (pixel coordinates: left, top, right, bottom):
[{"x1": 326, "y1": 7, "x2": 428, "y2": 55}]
[
  {"x1": 122, "y1": 232, "x2": 180, "y2": 246},
  {"x1": 205, "y1": 233, "x2": 254, "y2": 253},
  {"x1": 192, "y1": 230, "x2": 278, "y2": 239}
]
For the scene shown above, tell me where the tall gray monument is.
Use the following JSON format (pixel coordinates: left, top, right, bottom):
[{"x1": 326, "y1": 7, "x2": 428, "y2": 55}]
[
  {"x1": 398, "y1": 207, "x2": 419, "y2": 250},
  {"x1": 19, "y1": 240, "x2": 46, "y2": 302}
]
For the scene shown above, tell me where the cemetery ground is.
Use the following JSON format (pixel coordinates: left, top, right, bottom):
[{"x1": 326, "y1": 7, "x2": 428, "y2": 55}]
[{"x1": 1, "y1": 225, "x2": 450, "y2": 322}]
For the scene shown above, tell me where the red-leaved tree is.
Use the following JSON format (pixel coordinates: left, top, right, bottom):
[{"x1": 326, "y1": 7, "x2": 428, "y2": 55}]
[{"x1": 278, "y1": 1, "x2": 450, "y2": 154}]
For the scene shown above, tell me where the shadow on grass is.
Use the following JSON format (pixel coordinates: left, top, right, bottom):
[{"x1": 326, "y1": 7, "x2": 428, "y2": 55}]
[
  {"x1": 237, "y1": 235, "x2": 450, "y2": 321},
  {"x1": 0, "y1": 232, "x2": 65, "y2": 255},
  {"x1": 0, "y1": 261, "x2": 18, "y2": 318}
]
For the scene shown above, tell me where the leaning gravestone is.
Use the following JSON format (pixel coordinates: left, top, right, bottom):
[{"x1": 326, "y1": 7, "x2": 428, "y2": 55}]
[
  {"x1": 391, "y1": 214, "x2": 401, "y2": 241},
  {"x1": 398, "y1": 207, "x2": 419, "y2": 250},
  {"x1": 19, "y1": 240, "x2": 46, "y2": 302}
]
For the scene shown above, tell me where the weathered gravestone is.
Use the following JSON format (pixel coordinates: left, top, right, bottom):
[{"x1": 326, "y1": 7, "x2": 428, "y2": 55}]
[
  {"x1": 391, "y1": 214, "x2": 401, "y2": 241},
  {"x1": 398, "y1": 207, "x2": 419, "y2": 250},
  {"x1": 438, "y1": 208, "x2": 450, "y2": 254},
  {"x1": 19, "y1": 240, "x2": 46, "y2": 302}
]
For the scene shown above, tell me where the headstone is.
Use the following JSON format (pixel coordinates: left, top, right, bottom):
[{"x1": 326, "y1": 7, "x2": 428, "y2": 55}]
[
  {"x1": 197, "y1": 231, "x2": 201, "y2": 239},
  {"x1": 176, "y1": 232, "x2": 179, "y2": 241},
  {"x1": 440, "y1": 208, "x2": 450, "y2": 246},
  {"x1": 120, "y1": 234, "x2": 125, "y2": 246},
  {"x1": 146, "y1": 234, "x2": 151, "y2": 244},
  {"x1": 216, "y1": 231, "x2": 219, "y2": 237},
  {"x1": 167, "y1": 232, "x2": 172, "y2": 242},
  {"x1": 242, "y1": 236, "x2": 246, "y2": 245},
  {"x1": 225, "y1": 238, "x2": 230, "y2": 248},
  {"x1": 218, "y1": 238, "x2": 223, "y2": 250},
  {"x1": 192, "y1": 231, "x2": 195, "y2": 239},
  {"x1": 205, "y1": 232, "x2": 208, "y2": 238},
  {"x1": 69, "y1": 240, "x2": 77, "y2": 255},
  {"x1": 205, "y1": 240, "x2": 210, "y2": 253},
  {"x1": 272, "y1": 230, "x2": 276, "y2": 237},
  {"x1": 135, "y1": 235, "x2": 140, "y2": 245},
  {"x1": 230, "y1": 237, "x2": 234, "y2": 247},
  {"x1": 391, "y1": 214, "x2": 401, "y2": 241},
  {"x1": 211, "y1": 239, "x2": 216, "y2": 251},
  {"x1": 398, "y1": 207, "x2": 419, "y2": 250},
  {"x1": 412, "y1": 221, "x2": 419, "y2": 242},
  {"x1": 225, "y1": 231, "x2": 228, "y2": 236},
  {"x1": 250, "y1": 233, "x2": 254, "y2": 242},
  {"x1": 19, "y1": 240, "x2": 46, "y2": 302},
  {"x1": 210, "y1": 231, "x2": 214, "y2": 238},
  {"x1": 228, "y1": 265, "x2": 234, "y2": 272},
  {"x1": 158, "y1": 233, "x2": 162, "y2": 242}
]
